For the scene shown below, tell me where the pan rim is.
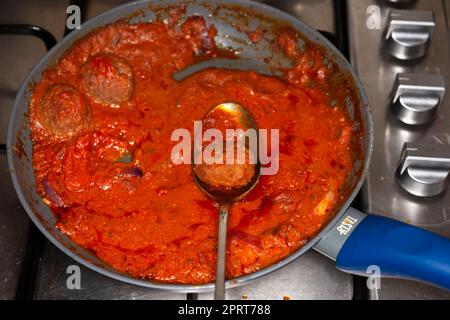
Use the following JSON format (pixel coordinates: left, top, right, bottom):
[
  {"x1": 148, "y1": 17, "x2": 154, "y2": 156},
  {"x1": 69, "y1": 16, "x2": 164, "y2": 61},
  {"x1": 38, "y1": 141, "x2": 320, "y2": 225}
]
[{"x1": 7, "y1": 0, "x2": 374, "y2": 292}]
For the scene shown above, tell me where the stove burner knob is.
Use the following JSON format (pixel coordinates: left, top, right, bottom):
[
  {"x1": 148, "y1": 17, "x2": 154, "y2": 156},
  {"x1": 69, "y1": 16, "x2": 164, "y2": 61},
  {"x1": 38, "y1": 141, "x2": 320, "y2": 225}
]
[
  {"x1": 386, "y1": 0, "x2": 416, "y2": 4},
  {"x1": 383, "y1": 10, "x2": 435, "y2": 60},
  {"x1": 396, "y1": 143, "x2": 450, "y2": 197},
  {"x1": 389, "y1": 73, "x2": 445, "y2": 125}
]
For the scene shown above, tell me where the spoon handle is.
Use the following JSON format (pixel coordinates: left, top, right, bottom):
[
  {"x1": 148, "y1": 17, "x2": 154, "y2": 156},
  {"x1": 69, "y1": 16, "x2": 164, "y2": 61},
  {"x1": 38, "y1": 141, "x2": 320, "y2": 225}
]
[{"x1": 214, "y1": 203, "x2": 229, "y2": 300}]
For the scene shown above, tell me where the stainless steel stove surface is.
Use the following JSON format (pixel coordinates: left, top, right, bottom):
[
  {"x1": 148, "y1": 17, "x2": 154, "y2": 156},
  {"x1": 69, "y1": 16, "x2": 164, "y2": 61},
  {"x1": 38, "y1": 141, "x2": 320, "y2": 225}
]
[{"x1": 1, "y1": 0, "x2": 449, "y2": 300}]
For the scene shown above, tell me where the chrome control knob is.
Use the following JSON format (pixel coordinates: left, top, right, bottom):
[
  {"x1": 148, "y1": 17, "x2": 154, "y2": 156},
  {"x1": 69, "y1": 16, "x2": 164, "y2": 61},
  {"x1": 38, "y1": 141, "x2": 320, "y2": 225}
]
[
  {"x1": 389, "y1": 73, "x2": 445, "y2": 125},
  {"x1": 396, "y1": 143, "x2": 450, "y2": 197},
  {"x1": 385, "y1": 0, "x2": 416, "y2": 4},
  {"x1": 384, "y1": 10, "x2": 435, "y2": 60}
]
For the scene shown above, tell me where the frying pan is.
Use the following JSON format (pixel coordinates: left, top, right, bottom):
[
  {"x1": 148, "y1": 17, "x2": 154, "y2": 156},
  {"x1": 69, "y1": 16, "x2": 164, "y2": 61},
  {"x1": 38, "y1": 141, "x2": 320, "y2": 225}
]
[{"x1": 7, "y1": 0, "x2": 450, "y2": 293}]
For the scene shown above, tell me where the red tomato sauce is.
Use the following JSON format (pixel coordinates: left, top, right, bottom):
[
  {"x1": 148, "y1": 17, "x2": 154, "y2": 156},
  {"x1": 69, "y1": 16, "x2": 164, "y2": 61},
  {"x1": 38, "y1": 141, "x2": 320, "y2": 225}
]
[{"x1": 29, "y1": 15, "x2": 357, "y2": 284}]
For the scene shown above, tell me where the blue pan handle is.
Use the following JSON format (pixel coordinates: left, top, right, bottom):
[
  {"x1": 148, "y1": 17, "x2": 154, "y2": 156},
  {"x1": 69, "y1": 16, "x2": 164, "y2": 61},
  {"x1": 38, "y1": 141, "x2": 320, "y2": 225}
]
[{"x1": 314, "y1": 207, "x2": 450, "y2": 290}]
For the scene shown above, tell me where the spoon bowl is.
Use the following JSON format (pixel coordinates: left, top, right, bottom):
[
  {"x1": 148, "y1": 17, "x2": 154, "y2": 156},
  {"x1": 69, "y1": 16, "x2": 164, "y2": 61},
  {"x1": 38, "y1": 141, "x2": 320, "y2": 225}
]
[{"x1": 192, "y1": 102, "x2": 261, "y2": 300}]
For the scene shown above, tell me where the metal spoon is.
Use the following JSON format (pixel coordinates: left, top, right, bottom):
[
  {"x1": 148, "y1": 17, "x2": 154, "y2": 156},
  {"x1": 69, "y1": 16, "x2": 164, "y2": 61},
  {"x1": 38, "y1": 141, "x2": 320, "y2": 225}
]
[{"x1": 192, "y1": 102, "x2": 261, "y2": 300}]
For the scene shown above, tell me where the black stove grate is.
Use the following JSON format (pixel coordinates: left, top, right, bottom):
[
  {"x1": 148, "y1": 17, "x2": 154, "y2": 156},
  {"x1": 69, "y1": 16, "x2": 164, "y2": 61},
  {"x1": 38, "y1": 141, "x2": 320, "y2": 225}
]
[{"x1": 2, "y1": 0, "x2": 88, "y2": 299}]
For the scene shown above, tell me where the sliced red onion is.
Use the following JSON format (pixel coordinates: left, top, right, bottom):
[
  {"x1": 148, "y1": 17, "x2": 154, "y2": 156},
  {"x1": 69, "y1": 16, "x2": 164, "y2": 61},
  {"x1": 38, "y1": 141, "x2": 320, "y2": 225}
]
[
  {"x1": 42, "y1": 178, "x2": 65, "y2": 207},
  {"x1": 120, "y1": 167, "x2": 143, "y2": 178}
]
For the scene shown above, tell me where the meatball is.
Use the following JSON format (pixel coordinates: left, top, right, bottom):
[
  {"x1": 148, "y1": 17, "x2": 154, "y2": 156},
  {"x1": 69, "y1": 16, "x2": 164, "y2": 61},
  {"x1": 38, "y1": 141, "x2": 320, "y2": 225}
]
[
  {"x1": 194, "y1": 161, "x2": 256, "y2": 190},
  {"x1": 36, "y1": 84, "x2": 91, "y2": 139},
  {"x1": 194, "y1": 146, "x2": 256, "y2": 191},
  {"x1": 81, "y1": 54, "x2": 134, "y2": 105}
]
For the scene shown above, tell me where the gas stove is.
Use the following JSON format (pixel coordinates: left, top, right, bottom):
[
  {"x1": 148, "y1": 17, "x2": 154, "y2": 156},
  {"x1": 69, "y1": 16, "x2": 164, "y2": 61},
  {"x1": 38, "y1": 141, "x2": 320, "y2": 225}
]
[{"x1": 0, "y1": 0, "x2": 449, "y2": 300}]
